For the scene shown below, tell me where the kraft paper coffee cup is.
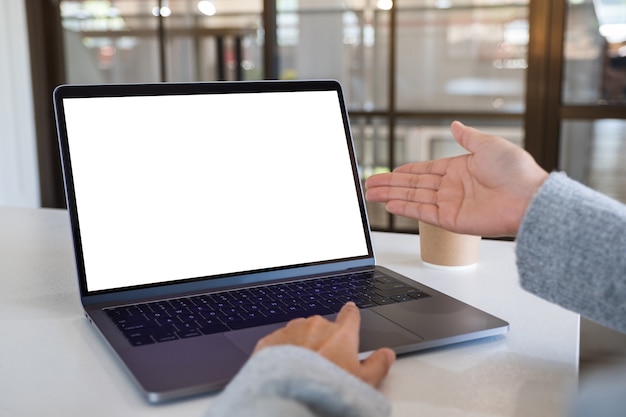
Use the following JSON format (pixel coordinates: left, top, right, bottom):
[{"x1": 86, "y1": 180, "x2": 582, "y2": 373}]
[{"x1": 418, "y1": 221, "x2": 481, "y2": 270}]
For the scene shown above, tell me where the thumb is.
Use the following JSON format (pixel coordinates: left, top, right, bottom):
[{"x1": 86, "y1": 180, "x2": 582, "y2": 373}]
[
  {"x1": 359, "y1": 348, "x2": 396, "y2": 386},
  {"x1": 450, "y1": 120, "x2": 487, "y2": 154}
]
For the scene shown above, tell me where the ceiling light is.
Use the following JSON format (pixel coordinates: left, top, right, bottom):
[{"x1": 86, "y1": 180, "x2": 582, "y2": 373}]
[
  {"x1": 600, "y1": 23, "x2": 626, "y2": 43},
  {"x1": 377, "y1": 0, "x2": 393, "y2": 11},
  {"x1": 198, "y1": 0, "x2": 216, "y2": 16},
  {"x1": 152, "y1": 6, "x2": 171, "y2": 17}
]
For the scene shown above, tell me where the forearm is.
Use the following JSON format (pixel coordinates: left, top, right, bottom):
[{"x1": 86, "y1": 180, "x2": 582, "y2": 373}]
[
  {"x1": 205, "y1": 345, "x2": 391, "y2": 417},
  {"x1": 516, "y1": 172, "x2": 626, "y2": 333}
]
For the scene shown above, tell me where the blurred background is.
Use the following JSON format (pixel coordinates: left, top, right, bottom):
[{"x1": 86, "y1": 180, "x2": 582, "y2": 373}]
[{"x1": 2, "y1": 0, "x2": 626, "y2": 369}]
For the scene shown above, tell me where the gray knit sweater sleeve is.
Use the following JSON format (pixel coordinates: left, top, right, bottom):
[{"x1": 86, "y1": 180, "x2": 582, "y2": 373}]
[
  {"x1": 205, "y1": 345, "x2": 390, "y2": 417},
  {"x1": 516, "y1": 172, "x2": 626, "y2": 333}
]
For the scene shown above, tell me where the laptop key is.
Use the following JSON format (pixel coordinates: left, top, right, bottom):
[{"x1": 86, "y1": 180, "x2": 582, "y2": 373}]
[
  {"x1": 374, "y1": 287, "x2": 414, "y2": 297},
  {"x1": 355, "y1": 300, "x2": 376, "y2": 308},
  {"x1": 374, "y1": 282, "x2": 409, "y2": 291},
  {"x1": 374, "y1": 275, "x2": 397, "y2": 284},
  {"x1": 154, "y1": 332, "x2": 178, "y2": 342},
  {"x1": 371, "y1": 296, "x2": 395, "y2": 305},
  {"x1": 177, "y1": 329, "x2": 203, "y2": 339},
  {"x1": 176, "y1": 322, "x2": 200, "y2": 330},
  {"x1": 128, "y1": 335, "x2": 155, "y2": 346},
  {"x1": 302, "y1": 304, "x2": 334, "y2": 316},
  {"x1": 118, "y1": 319, "x2": 158, "y2": 331},
  {"x1": 283, "y1": 305, "x2": 307, "y2": 314},
  {"x1": 262, "y1": 308, "x2": 286, "y2": 316},
  {"x1": 408, "y1": 291, "x2": 430, "y2": 300},
  {"x1": 198, "y1": 321, "x2": 229, "y2": 335},
  {"x1": 156, "y1": 317, "x2": 181, "y2": 326},
  {"x1": 221, "y1": 315, "x2": 244, "y2": 324},
  {"x1": 227, "y1": 312, "x2": 303, "y2": 330}
]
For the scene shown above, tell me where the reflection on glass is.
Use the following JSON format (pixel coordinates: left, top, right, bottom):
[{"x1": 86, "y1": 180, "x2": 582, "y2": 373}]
[
  {"x1": 350, "y1": 116, "x2": 390, "y2": 230},
  {"x1": 352, "y1": 117, "x2": 389, "y2": 179},
  {"x1": 393, "y1": 120, "x2": 524, "y2": 166},
  {"x1": 276, "y1": 1, "x2": 389, "y2": 109},
  {"x1": 563, "y1": 0, "x2": 626, "y2": 104},
  {"x1": 560, "y1": 120, "x2": 626, "y2": 203},
  {"x1": 396, "y1": 3, "x2": 528, "y2": 112},
  {"x1": 60, "y1": 0, "x2": 262, "y2": 83}
]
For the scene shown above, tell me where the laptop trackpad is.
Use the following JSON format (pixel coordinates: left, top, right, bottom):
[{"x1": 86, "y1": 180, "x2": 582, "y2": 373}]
[
  {"x1": 359, "y1": 309, "x2": 423, "y2": 352},
  {"x1": 225, "y1": 322, "x2": 288, "y2": 355},
  {"x1": 225, "y1": 310, "x2": 423, "y2": 356}
]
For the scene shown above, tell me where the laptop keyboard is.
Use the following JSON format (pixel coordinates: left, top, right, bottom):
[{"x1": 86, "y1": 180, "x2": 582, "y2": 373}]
[{"x1": 105, "y1": 270, "x2": 430, "y2": 346}]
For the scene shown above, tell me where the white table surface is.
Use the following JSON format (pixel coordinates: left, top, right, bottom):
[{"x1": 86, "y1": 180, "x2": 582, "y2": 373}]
[{"x1": 0, "y1": 207, "x2": 579, "y2": 417}]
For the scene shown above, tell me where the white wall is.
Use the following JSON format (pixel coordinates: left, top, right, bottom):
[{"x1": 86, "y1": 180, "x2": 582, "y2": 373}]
[{"x1": 0, "y1": 0, "x2": 40, "y2": 207}]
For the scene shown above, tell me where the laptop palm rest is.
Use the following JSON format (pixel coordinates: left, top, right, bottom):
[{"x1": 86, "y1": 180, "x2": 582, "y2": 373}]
[{"x1": 121, "y1": 334, "x2": 248, "y2": 401}]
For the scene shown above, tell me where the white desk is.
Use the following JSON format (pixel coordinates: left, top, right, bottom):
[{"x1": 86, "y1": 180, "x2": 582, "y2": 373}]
[{"x1": 0, "y1": 207, "x2": 579, "y2": 416}]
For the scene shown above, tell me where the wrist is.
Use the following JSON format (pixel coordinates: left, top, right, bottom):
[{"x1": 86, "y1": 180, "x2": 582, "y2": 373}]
[{"x1": 513, "y1": 169, "x2": 549, "y2": 235}]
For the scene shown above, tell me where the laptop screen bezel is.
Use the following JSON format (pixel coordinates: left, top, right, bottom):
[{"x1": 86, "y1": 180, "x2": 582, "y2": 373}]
[{"x1": 53, "y1": 80, "x2": 376, "y2": 305}]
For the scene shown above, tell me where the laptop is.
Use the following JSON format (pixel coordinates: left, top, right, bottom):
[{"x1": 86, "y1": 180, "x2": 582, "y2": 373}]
[{"x1": 53, "y1": 80, "x2": 508, "y2": 403}]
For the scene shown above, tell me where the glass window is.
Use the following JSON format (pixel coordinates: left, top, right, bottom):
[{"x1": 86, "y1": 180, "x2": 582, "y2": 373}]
[
  {"x1": 396, "y1": 1, "x2": 528, "y2": 112},
  {"x1": 58, "y1": 0, "x2": 531, "y2": 233},
  {"x1": 350, "y1": 116, "x2": 390, "y2": 230},
  {"x1": 563, "y1": 0, "x2": 626, "y2": 104},
  {"x1": 560, "y1": 120, "x2": 626, "y2": 203},
  {"x1": 351, "y1": 116, "x2": 390, "y2": 178},
  {"x1": 61, "y1": 0, "x2": 154, "y2": 83},
  {"x1": 394, "y1": 119, "x2": 524, "y2": 166},
  {"x1": 60, "y1": 0, "x2": 262, "y2": 83},
  {"x1": 276, "y1": 1, "x2": 389, "y2": 110}
]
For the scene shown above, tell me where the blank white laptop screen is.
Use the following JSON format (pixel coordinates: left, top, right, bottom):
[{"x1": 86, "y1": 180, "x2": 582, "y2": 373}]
[{"x1": 62, "y1": 90, "x2": 369, "y2": 292}]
